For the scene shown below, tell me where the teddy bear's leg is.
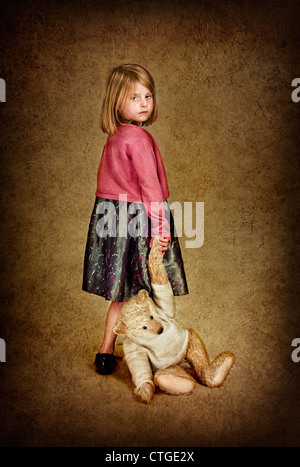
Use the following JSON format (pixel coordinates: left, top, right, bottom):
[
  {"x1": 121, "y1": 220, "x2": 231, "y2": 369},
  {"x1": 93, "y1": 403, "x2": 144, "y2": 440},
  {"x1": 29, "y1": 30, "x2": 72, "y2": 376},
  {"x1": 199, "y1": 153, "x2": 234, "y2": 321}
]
[
  {"x1": 148, "y1": 237, "x2": 169, "y2": 285},
  {"x1": 202, "y1": 351, "x2": 235, "y2": 388},
  {"x1": 185, "y1": 329, "x2": 235, "y2": 388},
  {"x1": 154, "y1": 365, "x2": 196, "y2": 395}
]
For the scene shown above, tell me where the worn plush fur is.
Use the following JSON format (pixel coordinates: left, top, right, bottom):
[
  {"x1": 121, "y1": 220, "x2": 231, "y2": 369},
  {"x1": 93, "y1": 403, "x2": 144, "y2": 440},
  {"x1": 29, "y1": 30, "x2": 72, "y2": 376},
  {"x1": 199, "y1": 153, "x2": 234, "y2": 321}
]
[{"x1": 114, "y1": 238, "x2": 235, "y2": 404}]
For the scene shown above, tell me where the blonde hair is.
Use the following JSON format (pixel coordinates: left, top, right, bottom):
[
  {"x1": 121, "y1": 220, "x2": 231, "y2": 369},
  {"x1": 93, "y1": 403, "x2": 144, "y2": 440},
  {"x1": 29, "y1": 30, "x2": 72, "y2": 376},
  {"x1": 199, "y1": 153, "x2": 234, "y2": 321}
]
[{"x1": 100, "y1": 64, "x2": 158, "y2": 135}]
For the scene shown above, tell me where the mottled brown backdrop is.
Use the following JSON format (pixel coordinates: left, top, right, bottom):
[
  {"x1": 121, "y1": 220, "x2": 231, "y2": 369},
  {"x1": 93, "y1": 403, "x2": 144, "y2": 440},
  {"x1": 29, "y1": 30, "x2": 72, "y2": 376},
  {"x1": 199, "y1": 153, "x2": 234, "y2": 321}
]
[{"x1": 0, "y1": 0, "x2": 299, "y2": 447}]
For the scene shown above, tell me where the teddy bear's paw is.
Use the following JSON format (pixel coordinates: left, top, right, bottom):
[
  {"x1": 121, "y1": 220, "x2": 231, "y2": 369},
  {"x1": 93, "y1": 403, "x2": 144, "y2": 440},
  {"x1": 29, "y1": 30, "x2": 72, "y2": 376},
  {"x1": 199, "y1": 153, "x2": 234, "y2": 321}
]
[
  {"x1": 204, "y1": 351, "x2": 235, "y2": 388},
  {"x1": 137, "y1": 382, "x2": 155, "y2": 404},
  {"x1": 155, "y1": 374, "x2": 195, "y2": 395},
  {"x1": 154, "y1": 366, "x2": 196, "y2": 395}
]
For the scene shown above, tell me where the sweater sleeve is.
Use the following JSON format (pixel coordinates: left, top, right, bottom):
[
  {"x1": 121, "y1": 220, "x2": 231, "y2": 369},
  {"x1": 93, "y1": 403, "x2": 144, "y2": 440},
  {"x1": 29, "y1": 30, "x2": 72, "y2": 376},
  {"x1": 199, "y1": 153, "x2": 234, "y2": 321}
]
[
  {"x1": 123, "y1": 338, "x2": 154, "y2": 393},
  {"x1": 129, "y1": 136, "x2": 170, "y2": 238},
  {"x1": 151, "y1": 282, "x2": 175, "y2": 319}
]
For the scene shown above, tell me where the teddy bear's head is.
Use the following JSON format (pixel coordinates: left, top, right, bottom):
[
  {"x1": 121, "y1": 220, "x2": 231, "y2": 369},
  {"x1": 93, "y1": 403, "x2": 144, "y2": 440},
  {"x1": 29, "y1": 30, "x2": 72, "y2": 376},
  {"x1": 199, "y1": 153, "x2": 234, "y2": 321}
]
[{"x1": 113, "y1": 289, "x2": 164, "y2": 339}]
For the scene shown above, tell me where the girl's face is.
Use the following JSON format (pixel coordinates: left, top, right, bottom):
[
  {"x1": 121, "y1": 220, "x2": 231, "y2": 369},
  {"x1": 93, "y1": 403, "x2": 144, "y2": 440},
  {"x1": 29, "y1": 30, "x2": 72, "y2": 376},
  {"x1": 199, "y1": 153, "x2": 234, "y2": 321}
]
[{"x1": 119, "y1": 81, "x2": 154, "y2": 126}]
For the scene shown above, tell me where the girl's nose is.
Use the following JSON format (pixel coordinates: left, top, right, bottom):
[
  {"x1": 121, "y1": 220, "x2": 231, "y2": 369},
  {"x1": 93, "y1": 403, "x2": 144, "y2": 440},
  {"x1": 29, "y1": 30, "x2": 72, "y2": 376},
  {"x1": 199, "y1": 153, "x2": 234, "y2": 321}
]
[{"x1": 140, "y1": 98, "x2": 147, "y2": 107}]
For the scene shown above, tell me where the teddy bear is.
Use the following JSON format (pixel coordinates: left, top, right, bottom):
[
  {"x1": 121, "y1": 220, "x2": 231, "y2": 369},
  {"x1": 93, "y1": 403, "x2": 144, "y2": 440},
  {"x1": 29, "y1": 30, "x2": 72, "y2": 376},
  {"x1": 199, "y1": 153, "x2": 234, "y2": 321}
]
[{"x1": 113, "y1": 237, "x2": 235, "y2": 404}]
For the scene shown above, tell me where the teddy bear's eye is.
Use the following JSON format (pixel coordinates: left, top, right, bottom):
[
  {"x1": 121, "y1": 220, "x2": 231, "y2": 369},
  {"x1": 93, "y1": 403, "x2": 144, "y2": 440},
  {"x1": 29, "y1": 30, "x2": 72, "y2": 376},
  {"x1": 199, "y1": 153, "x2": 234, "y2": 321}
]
[
  {"x1": 143, "y1": 326, "x2": 147, "y2": 330},
  {"x1": 150, "y1": 316, "x2": 153, "y2": 320}
]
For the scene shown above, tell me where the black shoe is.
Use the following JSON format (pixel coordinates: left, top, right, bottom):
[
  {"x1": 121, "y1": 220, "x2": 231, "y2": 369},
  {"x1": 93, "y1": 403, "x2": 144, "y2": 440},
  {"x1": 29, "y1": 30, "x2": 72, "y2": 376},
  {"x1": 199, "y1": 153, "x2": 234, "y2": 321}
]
[{"x1": 94, "y1": 352, "x2": 117, "y2": 375}]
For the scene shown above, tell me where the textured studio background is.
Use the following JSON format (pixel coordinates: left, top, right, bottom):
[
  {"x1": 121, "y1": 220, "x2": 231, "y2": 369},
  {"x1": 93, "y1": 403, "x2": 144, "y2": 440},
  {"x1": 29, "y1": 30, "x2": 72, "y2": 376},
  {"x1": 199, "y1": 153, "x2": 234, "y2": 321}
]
[{"x1": 0, "y1": 0, "x2": 300, "y2": 447}]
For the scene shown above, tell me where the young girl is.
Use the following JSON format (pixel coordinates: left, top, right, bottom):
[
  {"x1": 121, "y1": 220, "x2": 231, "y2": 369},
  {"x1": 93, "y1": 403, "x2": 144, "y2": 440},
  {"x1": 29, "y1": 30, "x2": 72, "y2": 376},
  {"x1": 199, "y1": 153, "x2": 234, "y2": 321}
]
[{"x1": 82, "y1": 64, "x2": 188, "y2": 375}]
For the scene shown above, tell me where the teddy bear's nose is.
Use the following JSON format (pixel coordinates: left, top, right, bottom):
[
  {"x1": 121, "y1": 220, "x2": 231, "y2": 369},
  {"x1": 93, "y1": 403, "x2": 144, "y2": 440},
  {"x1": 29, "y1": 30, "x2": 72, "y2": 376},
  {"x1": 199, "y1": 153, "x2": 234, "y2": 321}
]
[{"x1": 157, "y1": 327, "x2": 164, "y2": 335}]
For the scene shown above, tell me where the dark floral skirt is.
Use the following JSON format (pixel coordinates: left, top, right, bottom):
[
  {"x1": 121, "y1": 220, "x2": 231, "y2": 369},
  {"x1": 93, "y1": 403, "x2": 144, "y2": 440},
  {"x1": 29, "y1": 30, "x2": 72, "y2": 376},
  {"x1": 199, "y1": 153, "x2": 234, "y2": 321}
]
[{"x1": 82, "y1": 197, "x2": 188, "y2": 302}]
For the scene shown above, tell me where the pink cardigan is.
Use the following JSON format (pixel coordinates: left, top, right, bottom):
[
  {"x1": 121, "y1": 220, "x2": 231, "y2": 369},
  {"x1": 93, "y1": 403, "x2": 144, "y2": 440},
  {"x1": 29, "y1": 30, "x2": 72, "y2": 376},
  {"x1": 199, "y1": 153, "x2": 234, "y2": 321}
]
[{"x1": 96, "y1": 124, "x2": 170, "y2": 238}]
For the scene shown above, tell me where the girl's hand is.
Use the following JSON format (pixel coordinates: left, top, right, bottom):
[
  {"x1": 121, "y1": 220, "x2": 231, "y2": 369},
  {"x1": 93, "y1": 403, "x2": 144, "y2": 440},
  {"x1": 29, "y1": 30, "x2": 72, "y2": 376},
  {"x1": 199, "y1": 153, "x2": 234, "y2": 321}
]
[{"x1": 150, "y1": 236, "x2": 171, "y2": 253}]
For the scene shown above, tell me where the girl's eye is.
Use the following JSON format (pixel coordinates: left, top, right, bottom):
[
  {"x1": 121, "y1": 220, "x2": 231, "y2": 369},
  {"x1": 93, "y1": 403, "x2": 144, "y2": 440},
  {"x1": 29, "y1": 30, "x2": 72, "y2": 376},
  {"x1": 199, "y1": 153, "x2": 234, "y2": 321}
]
[
  {"x1": 146, "y1": 95, "x2": 152, "y2": 99},
  {"x1": 150, "y1": 316, "x2": 153, "y2": 320},
  {"x1": 143, "y1": 326, "x2": 147, "y2": 330}
]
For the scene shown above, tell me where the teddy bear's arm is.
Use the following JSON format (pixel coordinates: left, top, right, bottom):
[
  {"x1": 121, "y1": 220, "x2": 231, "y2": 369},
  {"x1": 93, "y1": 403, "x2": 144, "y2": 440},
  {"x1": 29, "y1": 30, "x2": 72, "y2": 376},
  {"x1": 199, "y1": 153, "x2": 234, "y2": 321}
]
[
  {"x1": 148, "y1": 238, "x2": 176, "y2": 319},
  {"x1": 148, "y1": 237, "x2": 169, "y2": 285},
  {"x1": 123, "y1": 339, "x2": 154, "y2": 392},
  {"x1": 151, "y1": 282, "x2": 175, "y2": 319}
]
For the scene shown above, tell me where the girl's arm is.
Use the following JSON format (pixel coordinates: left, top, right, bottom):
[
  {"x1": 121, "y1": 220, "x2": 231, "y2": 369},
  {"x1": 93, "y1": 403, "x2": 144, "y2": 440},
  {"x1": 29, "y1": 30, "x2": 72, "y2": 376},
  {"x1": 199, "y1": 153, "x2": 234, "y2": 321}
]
[{"x1": 129, "y1": 136, "x2": 170, "y2": 241}]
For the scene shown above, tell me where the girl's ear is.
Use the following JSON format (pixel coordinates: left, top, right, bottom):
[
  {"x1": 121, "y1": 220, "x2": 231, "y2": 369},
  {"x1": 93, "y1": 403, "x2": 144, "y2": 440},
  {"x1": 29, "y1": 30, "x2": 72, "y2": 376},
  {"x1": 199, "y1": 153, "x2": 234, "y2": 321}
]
[{"x1": 113, "y1": 321, "x2": 127, "y2": 335}]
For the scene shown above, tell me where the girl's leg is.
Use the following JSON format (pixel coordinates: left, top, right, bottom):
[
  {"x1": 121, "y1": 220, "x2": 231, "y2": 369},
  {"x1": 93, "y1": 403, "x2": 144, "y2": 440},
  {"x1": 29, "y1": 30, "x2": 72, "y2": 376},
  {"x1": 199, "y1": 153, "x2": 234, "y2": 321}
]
[
  {"x1": 95, "y1": 299, "x2": 127, "y2": 375},
  {"x1": 99, "y1": 300, "x2": 127, "y2": 354}
]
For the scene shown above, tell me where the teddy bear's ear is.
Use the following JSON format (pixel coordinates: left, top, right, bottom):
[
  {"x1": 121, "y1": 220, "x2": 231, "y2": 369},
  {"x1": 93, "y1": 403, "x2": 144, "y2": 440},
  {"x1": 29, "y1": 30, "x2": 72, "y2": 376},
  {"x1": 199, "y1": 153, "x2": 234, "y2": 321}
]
[
  {"x1": 137, "y1": 289, "x2": 149, "y2": 302},
  {"x1": 113, "y1": 321, "x2": 127, "y2": 335}
]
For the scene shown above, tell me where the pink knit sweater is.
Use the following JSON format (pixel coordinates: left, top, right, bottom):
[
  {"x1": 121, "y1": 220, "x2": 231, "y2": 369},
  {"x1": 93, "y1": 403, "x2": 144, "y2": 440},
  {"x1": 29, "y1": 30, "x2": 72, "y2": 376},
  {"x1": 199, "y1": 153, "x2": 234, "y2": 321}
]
[{"x1": 96, "y1": 124, "x2": 170, "y2": 237}]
